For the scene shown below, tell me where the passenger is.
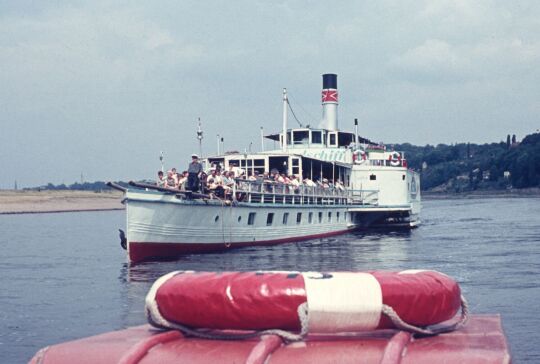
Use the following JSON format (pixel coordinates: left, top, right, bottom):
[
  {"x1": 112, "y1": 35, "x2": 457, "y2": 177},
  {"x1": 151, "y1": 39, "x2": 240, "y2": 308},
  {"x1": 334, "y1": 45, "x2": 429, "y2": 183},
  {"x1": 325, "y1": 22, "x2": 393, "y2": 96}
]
[
  {"x1": 262, "y1": 171, "x2": 273, "y2": 192},
  {"x1": 186, "y1": 154, "x2": 203, "y2": 192},
  {"x1": 215, "y1": 170, "x2": 224, "y2": 186},
  {"x1": 171, "y1": 168, "x2": 179, "y2": 186},
  {"x1": 156, "y1": 171, "x2": 166, "y2": 187},
  {"x1": 303, "y1": 177, "x2": 316, "y2": 187},
  {"x1": 253, "y1": 171, "x2": 261, "y2": 181},
  {"x1": 222, "y1": 171, "x2": 235, "y2": 198},
  {"x1": 322, "y1": 178, "x2": 330, "y2": 189},
  {"x1": 227, "y1": 164, "x2": 236, "y2": 177},
  {"x1": 177, "y1": 171, "x2": 188, "y2": 190},
  {"x1": 229, "y1": 163, "x2": 244, "y2": 178},
  {"x1": 207, "y1": 170, "x2": 225, "y2": 198},
  {"x1": 290, "y1": 175, "x2": 301, "y2": 193},
  {"x1": 248, "y1": 173, "x2": 257, "y2": 182},
  {"x1": 290, "y1": 175, "x2": 301, "y2": 187},
  {"x1": 166, "y1": 170, "x2": 176, "y2": 188},
  {"x1": 199, "y1": 172, "x2": 208, "y2": 193}
]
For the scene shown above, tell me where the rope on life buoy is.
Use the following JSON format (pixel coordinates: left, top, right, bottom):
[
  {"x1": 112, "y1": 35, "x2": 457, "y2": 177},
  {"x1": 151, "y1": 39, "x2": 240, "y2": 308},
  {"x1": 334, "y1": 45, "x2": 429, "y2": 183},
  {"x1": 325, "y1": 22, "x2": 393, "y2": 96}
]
[
  {"x1": 147, "y1": 300, "x2": 309, "y2": 343},
  {"x1": 381, "y1": 295, "x2": 469, "y2": 336}
]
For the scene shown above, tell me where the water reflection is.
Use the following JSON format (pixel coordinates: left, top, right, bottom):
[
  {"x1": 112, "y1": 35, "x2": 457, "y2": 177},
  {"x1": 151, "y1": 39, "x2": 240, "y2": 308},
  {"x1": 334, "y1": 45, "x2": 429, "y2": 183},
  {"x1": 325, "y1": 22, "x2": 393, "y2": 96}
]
[
  {"x1": 117, "y1": 230, "x2": 412, "y2": 329},
  {"x1": 123, "y1": 230, "x2": 412, "y2": 283}
]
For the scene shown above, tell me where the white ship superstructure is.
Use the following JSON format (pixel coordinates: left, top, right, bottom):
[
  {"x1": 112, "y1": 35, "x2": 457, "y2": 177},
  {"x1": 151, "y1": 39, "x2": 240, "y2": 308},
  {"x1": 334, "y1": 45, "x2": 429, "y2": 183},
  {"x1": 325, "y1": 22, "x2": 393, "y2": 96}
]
[{"x1": 115, "y1": 74, "x2": 421, "y2": 262}]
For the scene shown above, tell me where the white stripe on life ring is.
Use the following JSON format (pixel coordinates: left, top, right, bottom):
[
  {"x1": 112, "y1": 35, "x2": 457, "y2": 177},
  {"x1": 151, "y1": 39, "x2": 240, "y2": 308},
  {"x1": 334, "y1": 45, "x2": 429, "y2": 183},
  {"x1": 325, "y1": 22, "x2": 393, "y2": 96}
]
[{"x1": 302, "y1": 272, "x2": 382, "y2": 333}]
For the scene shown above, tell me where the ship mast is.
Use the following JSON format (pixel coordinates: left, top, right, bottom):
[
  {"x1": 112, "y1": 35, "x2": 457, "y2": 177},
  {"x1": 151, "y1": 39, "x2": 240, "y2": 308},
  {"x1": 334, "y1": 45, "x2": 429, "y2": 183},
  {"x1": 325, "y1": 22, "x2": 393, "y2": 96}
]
[
  {"x1": 196, "y1": 118, "x2": 203, "y2": 157},
  {"x1": 282, "y1": 88, "x2": 288, "y2": 152}
]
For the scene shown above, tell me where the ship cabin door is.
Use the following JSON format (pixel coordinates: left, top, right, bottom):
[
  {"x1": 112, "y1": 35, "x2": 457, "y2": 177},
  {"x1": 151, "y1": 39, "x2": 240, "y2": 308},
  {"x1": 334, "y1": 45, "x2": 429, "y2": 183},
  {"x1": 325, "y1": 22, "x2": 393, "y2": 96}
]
[{"x1": 268, "y1": 156, "x2": 289, "y2": 175}]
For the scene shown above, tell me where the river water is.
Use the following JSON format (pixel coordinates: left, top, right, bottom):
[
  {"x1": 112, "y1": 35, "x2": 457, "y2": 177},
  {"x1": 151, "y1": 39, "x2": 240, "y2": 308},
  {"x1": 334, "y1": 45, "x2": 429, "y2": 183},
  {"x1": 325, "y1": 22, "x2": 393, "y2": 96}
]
[{"x1": 1, "y1": 197, "x2": 539, "y2": 363}]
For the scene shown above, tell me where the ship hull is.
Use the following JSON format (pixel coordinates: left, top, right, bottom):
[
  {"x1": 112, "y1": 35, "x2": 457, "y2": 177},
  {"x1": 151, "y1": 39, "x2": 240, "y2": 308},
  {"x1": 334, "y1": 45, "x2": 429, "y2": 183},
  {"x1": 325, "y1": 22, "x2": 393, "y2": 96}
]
[{"x1": 126, "y1": 190, "x2": 354, "y2": 262}]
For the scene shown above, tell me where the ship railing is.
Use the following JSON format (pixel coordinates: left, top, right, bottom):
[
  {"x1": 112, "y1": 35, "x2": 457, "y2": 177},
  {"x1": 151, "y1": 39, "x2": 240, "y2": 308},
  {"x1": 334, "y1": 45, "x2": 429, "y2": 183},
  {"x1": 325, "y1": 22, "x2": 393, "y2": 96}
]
[
  {"x1": 232, "y1": 179, "x2": 377, "y2": 206},
  {"x1": 347, "y1": 189, "x2": 379, "y2": 206}
]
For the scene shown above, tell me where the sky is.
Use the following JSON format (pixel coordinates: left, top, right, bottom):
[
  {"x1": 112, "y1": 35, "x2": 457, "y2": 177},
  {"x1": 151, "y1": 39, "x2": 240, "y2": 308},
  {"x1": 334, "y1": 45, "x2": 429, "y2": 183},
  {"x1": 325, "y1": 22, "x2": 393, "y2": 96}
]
[{"x1": 1, "y1": 1, "x2": 539, "y2": 188}]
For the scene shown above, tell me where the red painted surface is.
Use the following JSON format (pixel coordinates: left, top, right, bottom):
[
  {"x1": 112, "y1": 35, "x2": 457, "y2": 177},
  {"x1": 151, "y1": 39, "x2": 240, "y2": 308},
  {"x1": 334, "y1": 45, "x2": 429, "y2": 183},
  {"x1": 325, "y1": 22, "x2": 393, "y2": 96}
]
[
  {"x1": 151, "y1": 271, "x2": 461, "y2": 332},
  {"x1": 371, "y1": 271, "x2": 462, "y2": 327},
  {"x1": 156, "y1": 272, "x2": 306, "y2": 331},
  {"x1": 28, "y1": 315, "x2": 511, "y2": 364},
  {"x1": 128, "y1": 229, "x2": 352, "y2": 263}
]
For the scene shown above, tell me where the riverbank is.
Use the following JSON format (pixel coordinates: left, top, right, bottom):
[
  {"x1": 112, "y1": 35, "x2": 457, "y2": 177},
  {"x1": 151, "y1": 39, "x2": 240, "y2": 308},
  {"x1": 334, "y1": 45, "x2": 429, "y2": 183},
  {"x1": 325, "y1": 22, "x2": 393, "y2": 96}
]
[
  {"x1": 422, "y1": 187, "x2": 540, "y2": 199},
  {"x1": 0, "y1": 190, "x2": 124, "y2": 214}
]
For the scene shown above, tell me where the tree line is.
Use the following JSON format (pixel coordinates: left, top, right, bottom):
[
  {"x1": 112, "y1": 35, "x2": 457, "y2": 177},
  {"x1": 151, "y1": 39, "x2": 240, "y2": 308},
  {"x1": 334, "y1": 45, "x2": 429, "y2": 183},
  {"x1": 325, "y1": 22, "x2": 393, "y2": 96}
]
[
  {"x1": 394, "y1": 132, "x2": 540, "y2": 191},
  {"x1": 26, "y1": 132, "x2": 540, "y2": 193}
]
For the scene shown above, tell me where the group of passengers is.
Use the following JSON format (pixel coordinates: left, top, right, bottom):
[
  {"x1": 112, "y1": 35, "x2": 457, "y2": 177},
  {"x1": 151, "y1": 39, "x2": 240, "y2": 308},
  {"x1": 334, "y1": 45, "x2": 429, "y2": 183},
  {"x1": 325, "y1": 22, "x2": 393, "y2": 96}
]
[
  {"x1": 156, "y1": 154, "x2": 345, "y2": 199},
  {"x1": 157, "y1": 154, "x2": 204, "y2": 191}
]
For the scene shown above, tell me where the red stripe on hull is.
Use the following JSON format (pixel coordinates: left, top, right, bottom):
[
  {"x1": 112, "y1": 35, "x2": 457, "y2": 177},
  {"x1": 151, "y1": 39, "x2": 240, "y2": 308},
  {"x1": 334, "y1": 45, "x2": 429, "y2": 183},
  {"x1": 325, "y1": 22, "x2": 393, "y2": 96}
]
[{"x1": 128, "y1": 229, "x2": 352, "y2": 263}]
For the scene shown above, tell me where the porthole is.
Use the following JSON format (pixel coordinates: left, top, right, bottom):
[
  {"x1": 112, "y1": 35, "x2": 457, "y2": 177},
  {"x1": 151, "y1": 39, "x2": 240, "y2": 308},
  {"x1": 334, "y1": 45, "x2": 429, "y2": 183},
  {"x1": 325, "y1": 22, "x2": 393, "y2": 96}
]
[
  {"x1": 215, "y1": 215, "x2": 220, "y2": 222},
  {"x1": 238, "y1": 216, "x2": 242, "y2": 223}
]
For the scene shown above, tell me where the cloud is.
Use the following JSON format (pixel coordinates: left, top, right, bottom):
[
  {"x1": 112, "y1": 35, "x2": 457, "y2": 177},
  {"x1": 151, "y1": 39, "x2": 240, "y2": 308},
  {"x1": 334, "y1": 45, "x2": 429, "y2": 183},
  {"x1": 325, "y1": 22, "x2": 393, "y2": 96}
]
[
  {"x1": 1, "y1": 1, "x2": 540, "y2": 186},
  {"x1": 389, "y1": 39, "x2": 470, "y2": 79}
]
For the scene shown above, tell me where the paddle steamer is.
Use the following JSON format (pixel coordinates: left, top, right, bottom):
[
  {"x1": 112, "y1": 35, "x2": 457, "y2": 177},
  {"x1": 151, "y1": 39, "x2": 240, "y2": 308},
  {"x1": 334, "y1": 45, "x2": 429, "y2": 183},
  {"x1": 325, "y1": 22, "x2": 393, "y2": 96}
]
[{"x1": 115, "y1": 74, "x2": 421, "y2": 262}]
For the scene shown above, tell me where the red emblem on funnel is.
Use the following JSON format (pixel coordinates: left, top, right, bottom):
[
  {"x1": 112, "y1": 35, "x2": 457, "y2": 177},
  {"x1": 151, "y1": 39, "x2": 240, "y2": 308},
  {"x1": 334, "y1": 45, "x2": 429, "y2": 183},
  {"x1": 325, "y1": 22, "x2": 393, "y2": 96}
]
[{"x1": 322, "y1": 89, "x2": 338, "y2": 103}]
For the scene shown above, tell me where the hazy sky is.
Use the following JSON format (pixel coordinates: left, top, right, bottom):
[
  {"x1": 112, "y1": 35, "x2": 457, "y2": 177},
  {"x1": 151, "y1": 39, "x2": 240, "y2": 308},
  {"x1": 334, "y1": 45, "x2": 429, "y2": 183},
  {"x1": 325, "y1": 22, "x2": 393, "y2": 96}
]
[{"x1": 1, "y1": 1, "x2": 539, "y2": 188}]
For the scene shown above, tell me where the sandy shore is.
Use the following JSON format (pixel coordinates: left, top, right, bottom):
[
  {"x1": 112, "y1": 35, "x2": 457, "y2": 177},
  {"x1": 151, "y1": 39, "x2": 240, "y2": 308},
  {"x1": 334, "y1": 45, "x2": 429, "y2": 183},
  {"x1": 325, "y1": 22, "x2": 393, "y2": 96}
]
[{"x1": 0, "y1": 190, "x2": 125, "y2": 214}]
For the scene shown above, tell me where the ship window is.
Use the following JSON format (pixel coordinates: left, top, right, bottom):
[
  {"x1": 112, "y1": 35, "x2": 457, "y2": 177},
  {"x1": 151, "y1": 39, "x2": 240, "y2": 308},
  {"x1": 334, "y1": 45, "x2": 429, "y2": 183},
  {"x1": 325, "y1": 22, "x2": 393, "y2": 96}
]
[
  {"x1": 370, "y1": 174, "x2": 376, "y2": 181},
  {"x1": 318, "y1": 212, "x2": 323, "y2": 223},
  {"x1": 266, "y1": 213, "x2": 274, "y2": 226},
  {"x1": 293, "y1": 130, "x2": 309, "y2": 144},
  {"x1": 328, "y1": 212, "x2": 332, "y2": 222},
  {"x1": 296, "y1": 212, "x2": 302, "y2": 224},
  {"x1": 311, "y1": 131, "x2": 322, "y2": 144},
  {"x1": 337, "y1": 212, "x2": 340, "y2": 221},
  {"x1": 402, "y1": 174, "x2": 406, "y2": 180},
  {"x1": 248, "y1": 212, "x2": 256, "y2": 225},
  {"x1": 308, "y1": 212, "x2": 313, "y2": 223},
  {"x1": 283, "y1": 213, "x2": 289, "y2": 224},
  {"x1": 329, "y1": 133, "x2": 337, "y2": 146},
  {"x1": 215, "y1": 215, "x2": 219, "y2": 222},
  {"x1": 238, "y1": 216, "x2": 242, "y2": 223}
]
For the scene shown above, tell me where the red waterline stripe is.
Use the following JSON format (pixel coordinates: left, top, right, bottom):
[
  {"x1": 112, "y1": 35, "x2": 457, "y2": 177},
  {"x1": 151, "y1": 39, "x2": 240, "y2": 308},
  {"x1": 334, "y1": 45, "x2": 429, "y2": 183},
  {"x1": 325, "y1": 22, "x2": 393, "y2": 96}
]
[{"x1": 128, "y1": 228, "x2": 352, "y2": 263}]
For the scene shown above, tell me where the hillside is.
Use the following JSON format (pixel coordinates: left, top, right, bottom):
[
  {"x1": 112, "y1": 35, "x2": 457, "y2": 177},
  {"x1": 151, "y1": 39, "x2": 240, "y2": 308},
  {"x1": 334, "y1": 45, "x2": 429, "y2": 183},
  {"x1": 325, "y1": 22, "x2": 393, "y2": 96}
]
[{"x1": 394, "y1": 132, "x2": 540, "y2": 192}]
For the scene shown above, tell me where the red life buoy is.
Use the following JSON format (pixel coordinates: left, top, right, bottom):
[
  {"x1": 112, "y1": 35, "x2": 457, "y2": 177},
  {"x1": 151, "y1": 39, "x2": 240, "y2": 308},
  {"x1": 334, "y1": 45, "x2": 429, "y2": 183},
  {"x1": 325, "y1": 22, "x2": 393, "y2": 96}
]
[
  {"x1": 353, "y1": 150, "x2": 367, "y2": 164},
  {"x1": 146, "y1": 270, "x2": 462, "y2": 334},
  {"x1": 388, "y1": 152, "x2": 402, "y2": 166}
]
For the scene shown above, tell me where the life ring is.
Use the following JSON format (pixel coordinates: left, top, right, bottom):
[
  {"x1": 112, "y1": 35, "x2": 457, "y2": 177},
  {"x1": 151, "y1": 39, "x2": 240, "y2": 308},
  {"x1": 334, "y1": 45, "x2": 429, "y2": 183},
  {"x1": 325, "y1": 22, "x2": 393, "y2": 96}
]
[
  {"x1": 146, "y1": 270, "x2": 462, "y2": 334},
  {"x1": 388, "y1": 152, "x2": 402, "y2": 166},
  {"x1": 352, "y1": 150, "x2": 367, "y2": 164}
]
